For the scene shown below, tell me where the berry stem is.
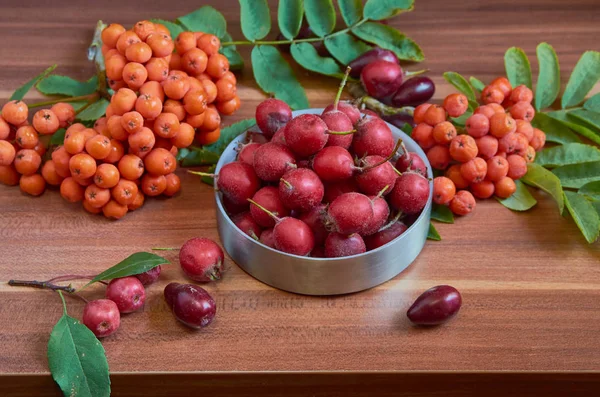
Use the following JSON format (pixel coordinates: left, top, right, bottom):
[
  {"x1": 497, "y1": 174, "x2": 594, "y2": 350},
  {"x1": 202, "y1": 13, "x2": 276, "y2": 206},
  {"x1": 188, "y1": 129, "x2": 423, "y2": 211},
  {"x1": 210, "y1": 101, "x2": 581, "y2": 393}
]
[
  {"x1": 27, "y1": 93, "x2": 99, "y2": 109},
  {"x1": 327, "y1": 129, "x2": 356, "y2": 135},
  {"x1": 404, "y1": 69, "x2": 429, "y2": 78},
  {"x1": 280, "y1": 178, "x2": 293, "y2": 189},
  {"x1": 378, "y1": 211, "x2": 403, "y2": 232},
  {"x1": 188, "y1": 170, "x2": 216, "y2": 178},
  {"x1": 360, "y1": 139, "x2": 403, "y2": 171},
  {"x1": 151, "y1": 247, "x2": 179, "y2": 251},
  {"x1": 8, "y1": 279, "x2": 75, "y2": 293},
  {"x1": 248, "y1": 199, "x2": 281, "y2": 223},
  {"x1": 45, "y1": 274, "x2": 97, "y2": 284},
  {"x1": 221, "y1": 19, "x2": 367, "y2": 47},
  {"x1": 347, "y1": 82, "x2": 415, "y2": 116},
  {"x1": 334, "y1": 67, "x2": 352, "y2": 111},
  {"x1": 376, "y1": 185, "x2": 390, "y2": 198},
  {"x1": 392, "y1": 166, "x2": 403, "y2": 176}
]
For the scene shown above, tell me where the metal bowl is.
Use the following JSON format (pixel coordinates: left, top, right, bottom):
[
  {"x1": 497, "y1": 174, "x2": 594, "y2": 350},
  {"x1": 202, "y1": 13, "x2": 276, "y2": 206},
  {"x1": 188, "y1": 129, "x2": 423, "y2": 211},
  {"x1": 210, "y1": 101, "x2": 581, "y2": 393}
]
[{"x1": 215, "y1": 108, "x2": 433, "y2": 295}]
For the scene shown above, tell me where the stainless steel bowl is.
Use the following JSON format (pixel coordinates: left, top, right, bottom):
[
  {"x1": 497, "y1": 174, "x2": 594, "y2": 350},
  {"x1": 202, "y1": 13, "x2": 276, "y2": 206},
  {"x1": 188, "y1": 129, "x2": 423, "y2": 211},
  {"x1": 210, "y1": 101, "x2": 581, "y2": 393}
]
[{"x1": 215, "y1": 108, "x2": 433, "y2": 295}]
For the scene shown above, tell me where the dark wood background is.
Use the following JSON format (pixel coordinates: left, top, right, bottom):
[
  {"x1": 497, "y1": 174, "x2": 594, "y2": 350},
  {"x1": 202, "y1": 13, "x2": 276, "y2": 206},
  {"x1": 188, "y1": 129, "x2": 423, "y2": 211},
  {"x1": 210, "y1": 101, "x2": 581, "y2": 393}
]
[{"x1": 1, "y1": 0, "x2": 600, "y2": 395}]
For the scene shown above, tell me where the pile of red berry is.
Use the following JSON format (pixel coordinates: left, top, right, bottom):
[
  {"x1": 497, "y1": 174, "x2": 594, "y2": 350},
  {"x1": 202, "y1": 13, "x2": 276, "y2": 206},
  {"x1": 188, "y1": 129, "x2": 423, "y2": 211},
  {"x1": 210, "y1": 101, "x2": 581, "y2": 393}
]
[
  {"x1": 410, "y1": 77, "x2": 546, "y2": 216},
  {"x1": 206, "y1": 91, "x2": 431, "y2": 258}
]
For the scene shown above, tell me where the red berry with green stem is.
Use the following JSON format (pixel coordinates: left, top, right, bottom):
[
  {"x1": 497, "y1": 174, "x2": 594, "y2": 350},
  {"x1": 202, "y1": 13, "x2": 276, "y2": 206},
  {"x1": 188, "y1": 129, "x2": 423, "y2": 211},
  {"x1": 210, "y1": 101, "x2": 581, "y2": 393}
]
[
  {"x1": 252, "y1": 142, "x2": 296, "y2": 181},
  {"x1": 250, "y1": 186, "x2": 290, "y2": 227},
  {"x1": 353, "y1": 117, "x2": 395, "y2": 158},
  {"x1": 325, "y1": 232, "x2": 366, "y2": 258},
  {"x1": 360, "y1": 60, "x2": 403, "y2": 99},
  {"x1": 322, "y1": 68, "x2": 355, "y2": 149},
  {"x1": 284, "y1": 114, "x2": 329, "y2": 157},
  {"x1": 389, "y1": 172, "x2": 430, "y2": 214},
  {"x1": 312, "y1": 146, "x2": 355, "y2": 182},
  {"x1": 255, "y1": 98, "x2": 292, "y2": 138},
  {"x1": 322, "y1": 102, "x2": 361, "y2": 125},
  {"x1": 191, "y1": 161, "x2": 260, "y2": 206},
  {"x1": 237, "y1": 142, "x2": 262, "y2": 165},
  {"x1": 279, "y1": 168, "x2": 324, "y2": 212},
  {"x1": 105, "y1": 276, "x2": 146, "y2": 313},
  {"x1": 164, "y1": 283, "x2": 216, "y2": 329},
  {"x1": 396, "y1": 151, "x2": 427, "y2": 176},
  {"x1": 355, "y1": 155, "x2": 398, "y2": 196},
  {"x1": 327, "y1": 192, "x2": 374, "y2": 235},
  {"x1": 362, "y1": 189, "x2": 392, "y2": 236},
  {"x1": 348, "y1": 47, "x2": 399, "y2": 78},
  {"x1": 248, "y1": 199, "x2": 315, "y2": 256},
  {"x1": 232, "y1": 211, "x2": 262, "y2": 239},
  {"x1": 179, "y1": 237, "x2": 224, "y2": 282},
  {"x1": 82, "y1": 299, "x2": 121, "y2": 338}
]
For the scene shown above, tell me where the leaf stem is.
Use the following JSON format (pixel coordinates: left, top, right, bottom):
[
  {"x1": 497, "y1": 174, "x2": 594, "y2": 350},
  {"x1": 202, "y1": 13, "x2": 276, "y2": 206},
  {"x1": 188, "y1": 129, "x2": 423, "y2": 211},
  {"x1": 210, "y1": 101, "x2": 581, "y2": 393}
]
[
  {"x1": 334, "y1": 67, "x2": 352, "y2": 110},
  {"x1": 58, "y1": 290, "x2": 68, "y2": 314},
  {"x1": 378, "y1": 211, "x2": 403, "y2": 232},
  {"x1": 27, "y1": 93, "x2": 99, "y2": 109},
  {"x1": 221, "y1": 19, "x2": 367, "y2": 47},
  {"x1": 8, "y1": 279, "x2": 76, "y2": 293},
  {"x1": 248, "y1": 198, "x2": 281, "y2": 222},
  {"x1": 46, "y1": 274, "x2": 104, "y2": 284},
  {"x1": 151, "y1": 247, "x2": 179, "y2": 251}
]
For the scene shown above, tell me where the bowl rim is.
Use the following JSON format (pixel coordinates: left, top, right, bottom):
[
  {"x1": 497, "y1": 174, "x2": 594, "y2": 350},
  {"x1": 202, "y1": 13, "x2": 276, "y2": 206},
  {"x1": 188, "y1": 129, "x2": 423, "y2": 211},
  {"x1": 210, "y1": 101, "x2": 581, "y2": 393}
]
[{"x1": 214, "y1": 108, "x2": 433, "y2": 263}]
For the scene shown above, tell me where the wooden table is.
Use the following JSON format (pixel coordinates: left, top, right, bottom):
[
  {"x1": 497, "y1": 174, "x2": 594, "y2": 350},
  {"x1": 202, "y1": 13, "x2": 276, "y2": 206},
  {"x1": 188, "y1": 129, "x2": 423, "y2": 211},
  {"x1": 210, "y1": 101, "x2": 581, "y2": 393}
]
[{"x1": 1, "y1": 0, "x2": 600, "y2": 395}]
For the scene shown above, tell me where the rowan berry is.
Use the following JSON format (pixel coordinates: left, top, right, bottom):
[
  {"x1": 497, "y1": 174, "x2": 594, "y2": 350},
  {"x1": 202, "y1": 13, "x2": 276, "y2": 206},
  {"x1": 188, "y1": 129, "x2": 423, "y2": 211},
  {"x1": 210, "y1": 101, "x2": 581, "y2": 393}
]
[
  {"x1": 427, "y1": 145, "x2": 451, "y2": 170},
  {"x1": 19, "y1": 174, "x2": 46, "y2": 196},
  {"x1": 200, "y1": 107, "x2": 220, "y2": 131},
  {"x1": 206, "y1": 54, "x2": 229, "y2": 79},
  {"x1": 509, "y1": 101, "x2": 535, "y2": 121},
  {"x1": 125, "y1": 41, "x2": 152, "y2": 63},
  {"x1": 490, "y1": 77, "x2": 512, "y2": 98},
  {"x1": 169, "y1": 52, "x2": 182, "y2": 70},
  {"x1": 449, "y1": 190, "x2": 476, "y2": 216},
  {"x1": 116, "y1": 31, "x2": 141, "y2": 55},
  {"x1": 411, "y1": 123, "x2": 435, "y2": 150},
  {"x1": 216, "y1": 95, "x2": 240, "y2": 115},
  {"x1": 196, "y1": 128, "x2": 221, "y2": 145},
  {"x1": 60, "y1": 177, "x2": 85, "y2": 202},
  {"x1": 489, "y1": 113, "x2": 516, "y2": 138},
  {"x1": 443, "y1": 93, "x2": 468, "y2": 118},
  {"x1": 182, "y1": 48, "x2": 208, "y2": 75},
  {"x1": 103, "y1": 200, "x2": 128, "y2": 220},
  {"x1": 525, "y1": 146, "x2": 536, "y2": 163},
  {"x1": 530, "y1": 128, "x2": 546, "y2": 151},
  {"x1": 215, "y1": 78, "x2": 237, "y2": 102},
  {"x1": 85, "y1": 184, "x2": 111, "y2": 208},
  {"x1": 14, "y1": 149, "x2": 41, "y2": 175},
  {"x1": 122, "y1": 62, "x2": 148, "y2": 90},
  {"x1": 482, "y1": 85, "x2": 504, "y2": 104},
  {"x1": 51, "y1": 103, "x2": 76, "y2": 128},
  {"x1": 0, "y1": 140, "x2": 16, "y2": 166},
  {"x1": 101, "y1": 24, "x2": 126, "y2": 48},
  {"x1": 171, "y1": 122, "x2": 195, "y2": 148},
  {"x1": 133, "y1": 20, "x2": 155, "y2": 41},
  {"x1": 495, "y1": 176, "x2": 516, "y2": 198},
  {"x1": 506, "y1": 154, "x2": 527, "y2": 180},
  {"x1": 163, "y1": 173, "x2": 181, "y2": 197},
  {"x1": 128, "y1": 127, "x2": 156, "y2": 154},
  {"x1": 146, "y1": 32, "x2": 174, "y2": 58},
  {"x1": 200, "y1": 79, "x2": 218, "y2": 104},
  {"x1": 112, "y1": 179, "x2": 139, "y2": 205},
  {"x1": 94, "y1": 163, "x2": 120, "y2": 188},
  {"x1": 510, "y1": 85, "x2": 533, "y2": 103},
  {"x1": 162, "y1": 74, "x2": 190, "y2": 100},
  {"x1": 183, "y1": 89, "x2": 207, "y2": 115},
  {"x1": 465, "y1": 113, "x2": 490, "y2": 138},
  {"x1": 449, "y1": 135, "x2": 478, "y2": 163},
  {"x1": 69, "y1": 153, "x2": 97, "y2": 179},
  {"x1": 2, "y1": 100, "x2": 28, "y2": 125},
  {"x1": 433, "y1": 176, "x2": 456, "y2": 205},
  {"x1": 135, "y1": 94, "x2": 163, "y2": 120},
  {"x1": 121, "y1": 111, "x2": 144, "y2": 134},
  {"x1": 0, "y1": 116, "x2": 10, "y2": 140},
  {"x1": 153, "y1": 113, "x2": 180, "y2": 138},
  {"x1": 423, "y1": 104, "x2": 446, "y2": 126},
  {"x1": 474, "y1": 105, "x2": 495, "y2": 120},
  {"x1": 175, "y1": 31, "x2": 197, "y2": 54},
  {"x1": 111, "y1": 88, "x2": 137, "y2": 116},
  {"x1": 163, "y1": 99, "x2": 186, "y2": 121},
  {"x1": 145, "y1": 57, "x2": 169, "y2": 82},
  {"x1": 15, "y1": 126, "x2": 39, "y2": 149},
  {"x1": 197, "y1": 34, "x2": 220, "y2": 56},
  {"x1": 413, "y1": 103, "x2": 431, "y2": 124},
  {"x1": 141, "y1": 173, "x2": 167, "y2": 196},
  {"x1": 128, "y1": 192, "x2": 145, "y2": 210},
  {"x1": 471, "y1": 180, "x2": 495, "y2": 199},
  {"x1": 486, "y1": 156, "x2": 509, "y2": 182},
  {"x1": 460, "y1": 157, "x2": 487, "y2": 183}
]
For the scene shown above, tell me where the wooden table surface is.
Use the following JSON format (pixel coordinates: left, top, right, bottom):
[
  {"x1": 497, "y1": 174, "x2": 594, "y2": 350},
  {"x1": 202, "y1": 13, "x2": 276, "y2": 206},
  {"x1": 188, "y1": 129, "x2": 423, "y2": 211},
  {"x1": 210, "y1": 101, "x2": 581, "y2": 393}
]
[{"x1": 1, "y1": 0, "x2": 600, "y2": 395}]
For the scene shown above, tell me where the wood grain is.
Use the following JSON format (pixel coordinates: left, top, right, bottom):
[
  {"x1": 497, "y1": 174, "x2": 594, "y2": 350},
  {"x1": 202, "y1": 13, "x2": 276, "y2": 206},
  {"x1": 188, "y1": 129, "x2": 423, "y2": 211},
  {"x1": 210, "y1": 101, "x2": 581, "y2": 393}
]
[{"x1": 1, "y1": 0, "x2": 600, "y2": 395}]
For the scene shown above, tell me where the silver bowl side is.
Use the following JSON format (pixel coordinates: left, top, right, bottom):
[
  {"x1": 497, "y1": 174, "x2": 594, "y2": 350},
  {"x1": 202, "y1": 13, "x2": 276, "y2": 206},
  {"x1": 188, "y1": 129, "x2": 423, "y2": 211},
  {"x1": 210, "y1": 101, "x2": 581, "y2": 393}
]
[{"x1": 215, "y1": 109, "x2": 433, "y2": 295}]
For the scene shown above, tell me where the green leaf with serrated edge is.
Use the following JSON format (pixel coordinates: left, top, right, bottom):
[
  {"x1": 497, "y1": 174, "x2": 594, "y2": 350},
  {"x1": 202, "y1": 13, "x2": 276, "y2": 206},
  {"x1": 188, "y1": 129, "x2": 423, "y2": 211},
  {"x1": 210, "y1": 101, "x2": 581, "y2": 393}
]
[
  {"x1": 149, "y1": 19, "x2": 184, "y2": 38},
  {"x1": 338, "y1": 0, "x2": 364, "y2": 26},
  {"x1": 201, "y1": 164, "x2": 216, "y2": 186},
  {"x1": 83, "y1": 252, "x2": 169, "y2": 288},
  {"x1": 497, "y1": 180, "x2": 537, "y2": 211},
  {"x1": 469, "y1": 76, "x2": 485, "y2": 93},
  {"x1": 547, "y1": 110, "x2": 600, "y2": 145},
  {"x1": 278, "y1": 0, "x2": 304, "y2": 40},
  {"x1": 584, "y1": 93, "x2": 600, "y2": 113},
  {"x1": 443, "y1": 72, "x2": 477, "y2": 102},
  {"x1": 324, "y1": 33, "x2": 372, "y2": 65},
  {"x1": 204, "y1": 118, "x2": 256, "y2": 154},
  {"x1": 564, "y1": 191, "x2": 600, "y2": 243},
  {"x1": 431, "y1": 203, "x2": 454, "y2": 224},
  {"x1": 559, "y1": 109, "x2": 600, "y2": 145},
  {"x1": 290, "y1": 43, "x2": 345, "y2": 78},
  {"x1": 569, "y1": 108, "x2": 600, "y2": 131},
  {"x1": 364, "y1": 0, "x2": 414, "y2": 21},
  {"x1": 176, "y1": 148, "x2": 189, "y2": 161},
  {"x1": 177, "y1": 6, "x2": 227, "y2": 37},
  {"x1": 427, "y1": 222, "x2": 441, "y2": 241},
  {"x1": 579, "y1": 181, "x2": 600, "y2": 202},
  {"x1": 534, "y1": 143, "x2": 600, "y2": 168},
  {"x1": 450, "y1": 101, "x2": 475, "y2": 127},
  {"x1": 76, "y1": 98, "x2": 109, "y2": 121},
  {"x1": 561, "y1": 51, "x2": 600, "y2": 109},
  {"x1": 504, "y1": 47, "x2": 532, "y2": 89},
  {"x1": 239, "y1": 0, "x2": 271, "y2": 41},
  {"x1": 36, "y1": 75, "x2": 97, "y2": 97},
  {"x1": 552, "y1": 161, "x2": 600, "y2": 189},
  {"x1": 252, "y1": 45, "x2": 309, "y2": 110},
  {"x1": 48, "y1": 292, "x2": 110, "y2": 397},
  {"x1": 353, "y1": 22, "x2": 423, "y2": 62},
  {"x1": 531, "y1": 112, "x2": 581, "y2": 144},
  {"x1": 181, "y1": 147, "x2": 221, "y2": 166},
  {"x1": 521, "y1": 163, "x2": 564, "y2": 214},
  {"x1": 49, "y1": 129, "x2": 66, "y2": 146},
  {"x1": 303, "y1": 0, "x2": 336, "y2": 37},
  {"x1": 535, "y1": 43, "x2": 560, "y2": 111},
  {"x1": 9, "y1": 64, "x2": 56, "y2": 101},
  {"x1": 591, "y1": 200, "x2": 600, "y2": 220}
]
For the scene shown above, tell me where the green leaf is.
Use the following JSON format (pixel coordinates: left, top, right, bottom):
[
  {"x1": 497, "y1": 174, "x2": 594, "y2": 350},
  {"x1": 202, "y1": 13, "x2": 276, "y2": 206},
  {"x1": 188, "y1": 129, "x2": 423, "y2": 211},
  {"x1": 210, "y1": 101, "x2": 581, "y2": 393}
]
[
  {"x1": 563, "y1": 191, "x2": 600, "y2": 243},
  {"x1": 531, "y1": 112, "x2": 581, "y2": 144},
  {"x1": 535, "y1": 43, "x2": 561, "y2": 111},
  {"x1": 352, "y1": 22, "x2": 424, "y2": 62},
  {"x1": 149, "y1": 19, "x2": 184, "y2": 38},
  {"x1": 552, "y1": 161, "x2": 600, "y2": 189},
  {"x1": 497, "y1": 180, "x2": 537, "y2": 211},
  {"x1": 180, "y1": 147, "x2": 221, "y2": 167},
  {"x1": 303, "y1": 0, "x2": 336, "y2": 37},
  {"x1": 9, "y1": 65, "x2": 57, "y2": 101},
  {"x1": 568, "y1": 108, "x2": 600, "y2": 131},
  {"x1": 36, "y1": 75, "x2": 97, "y2": 97},
  {"x1": 430, "y1": 204, "x2": 454, "y2": 224},
  {"x1": 443, "y1": 72, "x2": 477, "y2": 102},
  {"x1": 219, "y1": 32, "x2": 244, "y2": 70},
  {"x1": 521, "y1": 163, "x2": 564, "y2": 214},
  {"x1": 324, "y1": 33, "x2": 372, "y2": 65},
  {"x1": 239, "y1": 0, "x2": 271, "y2": 41},
  {"x1": 534, "y1": 143, "x2": 600, "y2": 168},
  {"x1": 547, "y1": 109, "x2": 600, "y2": 145},
  {"x1": 591, "y1": 200, "x2": 600, "y2": 220},
  {"x1": 579, "y1": 181, "x2": 600, "y2": 202},
  {"x1": 363, "y1": 0, "x2": 414, "y2": 20},
  {"x1": 278, "y1": 0, "x2": 304, "y2": 40},
  {"x1": 204, "y1": 118, "x2": 256, "y2": 154},
  {"x1": 561, "y1": 51, "x2": 600, "y2": 109},
  {"x1": 469, "y1": 76, "x2": 485, "y2": 93},
  {"x1": 177, "y1": 6, "x2": 227, "y2": 37},
  {"x1": 50, "y1": 129, "x2": 66, "y2": 146},
  {"x1": 76, "y1": 98, "x2": 109, "y2": 121},
  {"x1": 583, "y1": 93, "x2": 600, "y2": 113},
  {"x1": 48, "y1": 292, "x2": 110, "y2": 397},
  {"x1": 338, "y1": 0, "x2": 364, "y2": 26},
  {"x1": 84, "y1": 252, "x2": 169, "y2": 288},
  {"x1": 427, "y1": 222, "x2": 441, "y2": 241},
  {"x1": 504, "y1": 47, "x2": 532, "y2": 89},
  {"x1": 290, "y1": 43, "x2": 344, "y2": 78},
  {"x1": 251, "y1": 45, "x2": 309, "y2": 110}
]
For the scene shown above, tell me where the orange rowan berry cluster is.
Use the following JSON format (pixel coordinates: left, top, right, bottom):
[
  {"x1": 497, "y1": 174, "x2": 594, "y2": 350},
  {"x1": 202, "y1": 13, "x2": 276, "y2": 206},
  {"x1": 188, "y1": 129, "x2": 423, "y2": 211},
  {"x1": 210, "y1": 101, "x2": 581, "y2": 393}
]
[{"x1": 412, "y1": 77, "x2": 546, "y2": 217}]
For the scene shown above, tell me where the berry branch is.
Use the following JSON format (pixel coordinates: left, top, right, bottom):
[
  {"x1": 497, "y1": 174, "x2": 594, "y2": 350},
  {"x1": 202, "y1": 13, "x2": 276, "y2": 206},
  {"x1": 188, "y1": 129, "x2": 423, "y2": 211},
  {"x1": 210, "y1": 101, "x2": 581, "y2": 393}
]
[
  {"x1": 8, "y1": 279, "x2": 76, "y2": 293},
  {"x1": 26, "y1": 93, "x2": 99, "y2": 109}
]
